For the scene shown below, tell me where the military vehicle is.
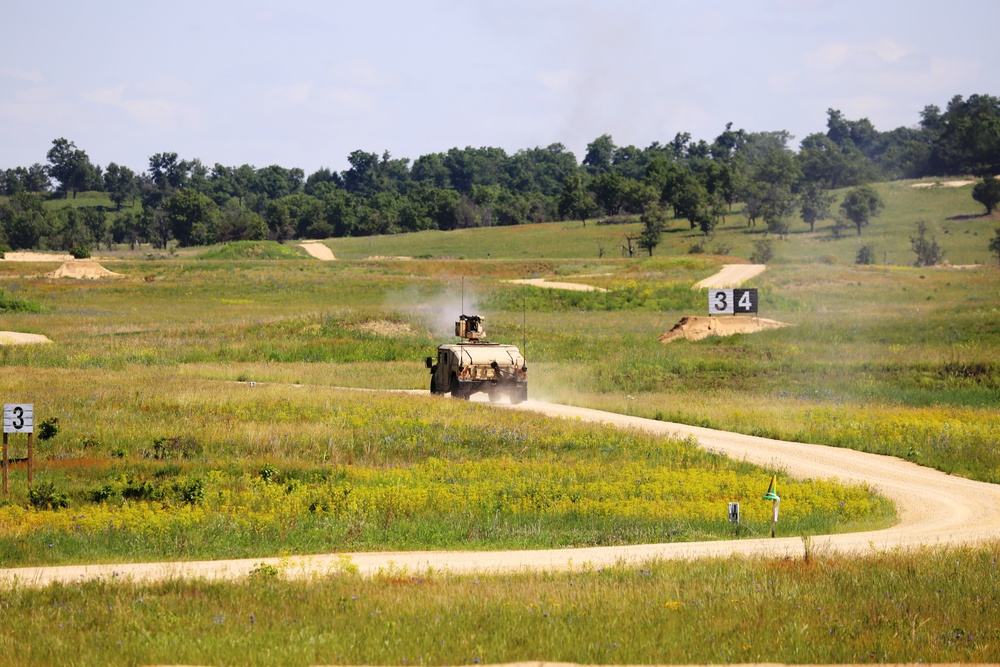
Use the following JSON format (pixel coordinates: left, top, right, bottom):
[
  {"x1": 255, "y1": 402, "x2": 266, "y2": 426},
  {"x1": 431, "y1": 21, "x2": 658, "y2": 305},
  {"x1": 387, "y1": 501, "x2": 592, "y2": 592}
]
[{"x1": 425, "y1": 314, "x2": 527, "y2": 403}]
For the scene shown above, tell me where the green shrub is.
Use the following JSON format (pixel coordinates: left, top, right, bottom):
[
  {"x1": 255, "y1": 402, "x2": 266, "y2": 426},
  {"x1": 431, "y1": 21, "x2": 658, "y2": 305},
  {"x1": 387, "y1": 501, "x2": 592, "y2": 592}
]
[
  {"x1": 0, "y1": 288, "x2": 43, "y2": 313},
  {"x1": 69, "y1": 246, "x2": 91, "y2": 259},
  {"x1": 855, "y1": 244, "x2": 876, "y2": 265},
  {"x1": 122, "y1": 478, "x2": 165, "y2": 501},
  {"x1": 28, "y1": 481, "x2": 69, "y2": 510},
  {"x1": 90, "y1": 484, "x2": 119, "y2": 503},
  {"x1": 37, "y1": 417, "x2": 60, "y2": 441},
  {"x1": 178, "y1": 477, "x2": 205, "y2": 505}
]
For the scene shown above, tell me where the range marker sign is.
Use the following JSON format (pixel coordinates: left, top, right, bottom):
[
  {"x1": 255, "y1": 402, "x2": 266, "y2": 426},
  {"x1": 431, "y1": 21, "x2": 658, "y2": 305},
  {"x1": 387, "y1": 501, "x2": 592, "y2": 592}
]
[
  {"x1": 3, "y1": 404, "x2": 33, "y2": 434},
  {"x1": 708, "y1": 288, "x2": 758, "y2": 315}
]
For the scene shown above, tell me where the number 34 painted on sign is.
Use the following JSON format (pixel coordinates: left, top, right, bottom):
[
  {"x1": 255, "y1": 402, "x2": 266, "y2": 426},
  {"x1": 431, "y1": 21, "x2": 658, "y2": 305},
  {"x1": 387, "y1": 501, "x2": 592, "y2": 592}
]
[{"x1": 708, "y1": 288, "x2": 758, "y2": 315}]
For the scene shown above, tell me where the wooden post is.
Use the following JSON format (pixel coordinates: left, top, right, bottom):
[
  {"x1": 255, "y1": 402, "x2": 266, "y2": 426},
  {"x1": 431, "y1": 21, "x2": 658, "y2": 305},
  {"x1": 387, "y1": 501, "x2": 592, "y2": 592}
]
[
  {"x1": 27, "y1": 432, "x2": 33, "y2": 487},
  {"x1": 2, "y1": 432, "x2": 7, "y2": 497}
]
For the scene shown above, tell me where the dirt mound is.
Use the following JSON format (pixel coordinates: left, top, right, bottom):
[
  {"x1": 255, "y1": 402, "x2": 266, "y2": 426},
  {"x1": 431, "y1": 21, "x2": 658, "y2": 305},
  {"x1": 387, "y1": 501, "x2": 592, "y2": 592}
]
[
  {"x1": 46, "y1": 261, "x2": 123, "y2": 279},
  {"x1": 659, "y1": 315, "x2": 790, "y2": 342},
  {"x1": 0, "y1": 332, "x2": 52, "y2": 345},
  {"x1": 298, "y1": 242, "x2": 336, "y2": 260}
]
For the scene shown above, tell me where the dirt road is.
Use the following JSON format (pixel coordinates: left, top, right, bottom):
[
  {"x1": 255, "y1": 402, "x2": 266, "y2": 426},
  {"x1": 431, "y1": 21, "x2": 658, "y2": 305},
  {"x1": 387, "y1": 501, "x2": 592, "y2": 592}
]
[
  {"x1": 506, "y1": 278, "x2": 607, "y2": 292},
  {"x1": 3, "y1": 399, "x2": 999, "y2": 588},
  {"x1": 694, "y1": 264, "x2": 766, "y2": 289}
]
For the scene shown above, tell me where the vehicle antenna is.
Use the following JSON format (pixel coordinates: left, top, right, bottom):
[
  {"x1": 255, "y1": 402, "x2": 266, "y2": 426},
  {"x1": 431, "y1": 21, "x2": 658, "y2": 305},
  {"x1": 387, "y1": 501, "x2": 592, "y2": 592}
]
[
  {"x1": 461, "y1": 276, "x2": 465, "y2": 317},
  {"x1": 522, "y1": 279, "x2": 526, "y2": 358}
]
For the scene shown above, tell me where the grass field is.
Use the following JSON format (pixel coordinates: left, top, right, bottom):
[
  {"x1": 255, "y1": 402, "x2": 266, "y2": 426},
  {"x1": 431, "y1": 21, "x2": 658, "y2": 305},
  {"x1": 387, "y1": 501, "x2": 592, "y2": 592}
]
[
  {"x1": 2, "y1": 545, "x2": 998, "y2": 666},
  {"x1": 2, "y1": 179, "x2": 999, "y2": 664}
]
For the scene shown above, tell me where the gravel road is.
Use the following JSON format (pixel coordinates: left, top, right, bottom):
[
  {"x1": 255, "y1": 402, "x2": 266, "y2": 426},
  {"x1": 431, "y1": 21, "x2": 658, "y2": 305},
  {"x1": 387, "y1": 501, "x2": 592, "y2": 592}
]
[
  {"x1": 3, "y1": 399, "x2": 999, "y2": 588},
  {"x1": 694, "y1": 264, "x2": 766, "y2": 289}
]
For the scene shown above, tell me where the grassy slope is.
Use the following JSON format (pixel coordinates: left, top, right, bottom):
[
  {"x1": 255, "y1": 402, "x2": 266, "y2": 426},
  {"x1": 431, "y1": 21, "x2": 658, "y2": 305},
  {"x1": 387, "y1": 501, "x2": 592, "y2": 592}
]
[
  {"x1": 320, "y1": 178, "x2": 1000, "y2": 265},
  {"x1": 1, "y1": 179, "x2": 999, "y2": 664}
]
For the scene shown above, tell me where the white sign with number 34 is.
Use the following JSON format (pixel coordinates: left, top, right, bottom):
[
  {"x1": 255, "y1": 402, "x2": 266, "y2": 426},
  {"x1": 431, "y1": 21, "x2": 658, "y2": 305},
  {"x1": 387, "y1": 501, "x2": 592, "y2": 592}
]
[{"x1": 708, "y1": 288, "x2": 758, "y2": 315}]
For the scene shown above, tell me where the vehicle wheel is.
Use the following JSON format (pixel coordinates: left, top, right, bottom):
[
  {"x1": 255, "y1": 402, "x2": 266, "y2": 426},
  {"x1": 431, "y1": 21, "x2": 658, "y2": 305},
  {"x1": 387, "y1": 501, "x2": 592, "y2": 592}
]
[
  {"x1": 511, "y1": 387, "x2": 527, "y2": 405},
  {"x1": 450, "y1": 375, "x2": 467, "y2": 400},
  {"x1": 430, "y1": 377, "x2": 438, "y2": 395}
]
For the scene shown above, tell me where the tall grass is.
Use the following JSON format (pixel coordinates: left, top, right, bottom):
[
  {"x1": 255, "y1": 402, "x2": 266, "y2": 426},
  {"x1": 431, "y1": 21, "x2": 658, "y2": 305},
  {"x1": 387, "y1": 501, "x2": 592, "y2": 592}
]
[
  {"x1": 2, "y1": 544, "x2": 998, "y2": 666},
  {"x1": 0, "y1": 371, "x2": 892, "y2": 566}
]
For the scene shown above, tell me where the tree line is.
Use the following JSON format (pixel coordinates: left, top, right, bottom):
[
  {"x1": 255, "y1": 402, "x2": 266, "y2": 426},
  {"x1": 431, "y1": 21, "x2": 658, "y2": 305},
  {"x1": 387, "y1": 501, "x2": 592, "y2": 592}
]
[{"x1": 1, "y1": 93, "x2": 999, "y2": 253}]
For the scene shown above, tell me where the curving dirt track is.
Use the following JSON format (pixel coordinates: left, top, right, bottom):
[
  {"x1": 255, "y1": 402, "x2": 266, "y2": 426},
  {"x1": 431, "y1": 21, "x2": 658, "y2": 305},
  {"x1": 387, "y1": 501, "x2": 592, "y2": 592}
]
[
  {"x1": 694, "y1": 264, "x2": 766, "y2": 289},
  {"x1": 3, "y1": 399, "x2": 1000, "y2": 588}
]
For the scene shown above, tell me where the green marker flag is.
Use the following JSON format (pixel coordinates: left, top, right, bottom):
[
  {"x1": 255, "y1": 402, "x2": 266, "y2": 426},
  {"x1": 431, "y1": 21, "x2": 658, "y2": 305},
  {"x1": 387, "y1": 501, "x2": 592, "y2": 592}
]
[{"x1": 763, "y1": 474, "x2": 780, "y2": 501}]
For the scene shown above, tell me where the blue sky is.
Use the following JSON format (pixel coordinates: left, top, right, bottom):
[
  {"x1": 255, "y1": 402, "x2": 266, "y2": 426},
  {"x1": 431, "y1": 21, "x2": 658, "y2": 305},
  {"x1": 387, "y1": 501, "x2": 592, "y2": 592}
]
[{"x1": 1, "y1": 0, "x2": 997, "y2": 175}]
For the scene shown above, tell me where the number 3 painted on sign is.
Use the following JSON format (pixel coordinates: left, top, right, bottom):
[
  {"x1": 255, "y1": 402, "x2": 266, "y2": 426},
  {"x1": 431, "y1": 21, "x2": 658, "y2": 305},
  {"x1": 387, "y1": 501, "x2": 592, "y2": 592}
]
[{"x1": 710, "y1": 290, "x2": 731, "y2": 313}]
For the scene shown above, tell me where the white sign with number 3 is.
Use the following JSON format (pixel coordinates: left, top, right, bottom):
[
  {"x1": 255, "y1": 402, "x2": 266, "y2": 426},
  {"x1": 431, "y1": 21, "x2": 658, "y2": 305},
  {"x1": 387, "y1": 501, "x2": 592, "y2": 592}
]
[{"x1": 3, "y1": 404, "x2": 33, "y2": 434}]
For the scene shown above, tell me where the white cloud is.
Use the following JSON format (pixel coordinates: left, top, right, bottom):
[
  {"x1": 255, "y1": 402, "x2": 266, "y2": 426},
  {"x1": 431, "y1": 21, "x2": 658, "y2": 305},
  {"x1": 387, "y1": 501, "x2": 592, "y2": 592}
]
[
  {"x1": 805, "y1": 38, "x2": 915, "y2": 71},
  {"x1": 535, "y1": 70, "x2": 581, "y2": 95},
  {"x1": 265, "y1": 83, "x2": 313, "y2": 106},
  {"x1": 329, "y1": 61, "x2": 393, "y2": 88},
  {"x1": 82, "y1": 83, "x2": 201, "y2": 130},
  {"x1": 1, "y1": 67, "x2": 44, "y2": 84},
  {"x1": 316, "y1": 87, "x2": 376, "y2": 112}
]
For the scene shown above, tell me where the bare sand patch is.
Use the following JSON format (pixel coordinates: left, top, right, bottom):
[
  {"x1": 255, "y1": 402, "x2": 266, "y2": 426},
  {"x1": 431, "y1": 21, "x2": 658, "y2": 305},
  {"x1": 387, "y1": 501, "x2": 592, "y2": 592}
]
[
  {"x1": 354, "y1": 320, "x2": 415, "y2": 337},
  {"x1": 0, "y1": 332, "x2": 52, "y2": 345},
  {"x1": 693, "y1": 264, "x2": 766, "y2": 289},
  {"x1": 507, "y1": 278, "x2": 607, "y2": 292},
  {"x1": 299, "y1": 242, "x2": 336, "y2": 260},
  {"x1": 2, "y1": 251, "x2": 74, "y2": 262},
  {"x1": 659, "y1": 315, "x2": 790, "y2": 343},
  {"x1": 46, "y1": 261, "x2": 123, "y2": 279},
  {"x1": 366, "y1": 255, "x2": 413, "y2": 261},
  {"x1": 911, "y1": 180, "x2": 976, "y2": 188}
]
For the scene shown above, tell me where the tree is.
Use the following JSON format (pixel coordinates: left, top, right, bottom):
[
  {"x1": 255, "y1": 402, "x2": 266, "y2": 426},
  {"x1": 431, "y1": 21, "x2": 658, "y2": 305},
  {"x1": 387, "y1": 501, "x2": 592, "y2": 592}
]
[
  {"x1": 839, "y1": 185, "x2": 884, "y2": 236},
  {"x1": 990, "y1": 228, "x2": 1000, "y2": 265},
  {"x1": 972, "y1": 175, "x2": 1000, "y2": 215},
  {"x1": 638, "y1": 204, "x2": 668, "y2": 256},
  {"x1": 582, "y1": 134, "x2": 615, "y2": 176},
  {"x1": 797, "y1": 133, "x2": 873, "y2": 189},
  {"x1": 164, "y1": 188, "x2": 219, "y2": 246},
  {"x1": 104, "y1": 163, "x2": 137, "y2": 210},
  {"x1": 750, "y1": 238, "x2": 774, "y2": 264},
  {"x1": 0, "y1": 192, "x2": 49, "y2": 249},
  {"x1": 856, "y1": 243, "x2": 876, "y2": 265},
  {"x1": 799, "y1": 183, "x2": 836, "y2": 233},
  {"x1": 928, "y1": 94, "x2": 1000, "y2": 175},
  {"x1": 148, "y1": 152, "x2": 190, "y2": 190},
  {"x1": 47, "y1": 138, "x2": 95, "y2": 198},
  {"x1": 588, "y1": 171, "x2": 630, "y2": 216},
  {"x1": 674, "y1": 178, "x2": 716, "y2": 235},
  {"x1": 910, "y1": 221, "x2": 945, "y2": 267},
  {"x1": 558, "y1": 173, "x2": 595, "y2": 224}
]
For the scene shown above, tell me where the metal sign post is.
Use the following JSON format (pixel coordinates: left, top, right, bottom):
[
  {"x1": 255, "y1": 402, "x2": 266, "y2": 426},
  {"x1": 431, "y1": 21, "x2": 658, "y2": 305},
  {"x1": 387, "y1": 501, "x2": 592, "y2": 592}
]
[
  {"x1": 3, "y1": 404, "x2": 34, "y2": 495},
  {"x1": 763, "y1": 474, "x2": 780, "y2": 538}
]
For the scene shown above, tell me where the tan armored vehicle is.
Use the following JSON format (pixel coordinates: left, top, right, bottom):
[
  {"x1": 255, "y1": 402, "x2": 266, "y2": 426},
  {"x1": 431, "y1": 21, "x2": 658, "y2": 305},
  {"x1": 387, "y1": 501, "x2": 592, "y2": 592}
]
[{"x1": 425, "y1": 314, "x2": 527, "y2": 403}]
